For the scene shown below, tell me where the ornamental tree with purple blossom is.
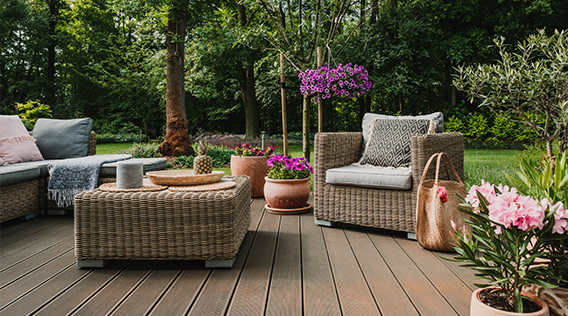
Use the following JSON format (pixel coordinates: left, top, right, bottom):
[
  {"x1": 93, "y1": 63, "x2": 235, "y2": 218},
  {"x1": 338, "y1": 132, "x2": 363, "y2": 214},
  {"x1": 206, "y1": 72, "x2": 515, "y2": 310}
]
[{"x1": 298, "y1": 63, "x2": 372, "y2": 103}]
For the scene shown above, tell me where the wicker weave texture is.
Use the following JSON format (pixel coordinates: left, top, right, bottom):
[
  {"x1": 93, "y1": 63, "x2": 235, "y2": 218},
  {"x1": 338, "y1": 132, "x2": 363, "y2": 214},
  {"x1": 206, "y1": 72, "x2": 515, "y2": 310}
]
[
  {"x1": 74, "y1": 176, "x2": 251, "y2": 261},
  {"x1": 0, "y1": 179, "x2": 41, "y2": 222},
  {"x1": 87, "y1": 131, "x2": 96, "y2": 156},
  {"x1": 314, "y1": 132, "x2": 464, "y2": 233}
]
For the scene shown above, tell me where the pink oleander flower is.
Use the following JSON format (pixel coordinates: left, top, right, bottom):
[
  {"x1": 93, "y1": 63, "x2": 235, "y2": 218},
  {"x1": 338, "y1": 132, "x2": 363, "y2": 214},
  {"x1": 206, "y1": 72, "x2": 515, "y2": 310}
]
[
  {"x1": 487, "y1": 193, "x2": 545, "y2": 233},
  {"x1": 465, "y1": 180, "x2": 516, "y2": 209},
  {"x1": 541, "y1": 199, "x2": 568, "y2": 234}
]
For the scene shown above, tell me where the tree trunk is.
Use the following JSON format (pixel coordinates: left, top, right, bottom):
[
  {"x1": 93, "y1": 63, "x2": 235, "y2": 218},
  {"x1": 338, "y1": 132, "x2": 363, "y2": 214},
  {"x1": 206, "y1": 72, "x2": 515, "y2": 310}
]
[
  {"x1": 159, "y1": 0, "x2": 193, "y2": 157},
  {"x1": 240, "y1": 63, "x2": 259, "y2": 138},
  {"x1": 46, "y1": 0, "x2": 58, "y2": 107},
  {"x1": 237, "y1": 3, "x2": 259, "y2": 138},
  {"x1": 302, "y1": 94, "x2": 310, "y2": 161}
]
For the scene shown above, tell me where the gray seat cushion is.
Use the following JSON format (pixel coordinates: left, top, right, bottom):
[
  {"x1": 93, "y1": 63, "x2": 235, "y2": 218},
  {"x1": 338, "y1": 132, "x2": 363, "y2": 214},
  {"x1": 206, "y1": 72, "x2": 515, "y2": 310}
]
[
  {"x1": 12, "y1": 157, "x2": 167, "y2": 178},
  {"x1": 0, "y1": 165, "x2": 40, "y2": 186},
  {"x1": 32, "y1": 118, "x2": 93, "y2": 159},
  {"x1": 10, "y1": 160, "x2": 57, "y2": 177},
  {"x1": 99, "y1": 157, "x2": 167, "y2": 177},
  {"x1": 326, "y1": 165, "x2": 412, "y2": 190}
]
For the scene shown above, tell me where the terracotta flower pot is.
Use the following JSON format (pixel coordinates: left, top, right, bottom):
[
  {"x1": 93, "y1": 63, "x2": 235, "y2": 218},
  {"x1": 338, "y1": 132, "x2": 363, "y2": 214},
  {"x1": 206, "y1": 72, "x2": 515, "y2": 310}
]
[
  {"x1": 470, "y1": 288, "x2": 549, "y2": 316},
  {"x1": 263, "y1": 177, "x2": 310, "y2": 209},
  {"x1": 230, "y1": 155, "x2": 268, "y2": 197}
]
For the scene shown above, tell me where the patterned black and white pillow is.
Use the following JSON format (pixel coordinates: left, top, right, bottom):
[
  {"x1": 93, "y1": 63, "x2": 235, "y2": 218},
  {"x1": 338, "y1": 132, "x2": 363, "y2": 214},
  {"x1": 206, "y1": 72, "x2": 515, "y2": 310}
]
[{"x1": 359, "y1": 118, "x2": 430, "y2": 167}]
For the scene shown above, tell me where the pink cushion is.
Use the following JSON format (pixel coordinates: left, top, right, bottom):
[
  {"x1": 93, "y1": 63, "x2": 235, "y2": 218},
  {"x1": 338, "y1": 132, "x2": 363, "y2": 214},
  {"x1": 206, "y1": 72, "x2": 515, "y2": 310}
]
[{"x1": 0, "y1": 115, "x2": 44, "y2": 165}]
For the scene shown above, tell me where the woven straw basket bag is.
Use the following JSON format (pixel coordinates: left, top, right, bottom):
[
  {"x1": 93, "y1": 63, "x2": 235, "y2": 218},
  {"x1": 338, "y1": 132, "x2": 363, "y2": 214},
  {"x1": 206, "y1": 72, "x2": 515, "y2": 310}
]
[{"x1": 416, "y1": 152, "x2": 467, "y2": 252}]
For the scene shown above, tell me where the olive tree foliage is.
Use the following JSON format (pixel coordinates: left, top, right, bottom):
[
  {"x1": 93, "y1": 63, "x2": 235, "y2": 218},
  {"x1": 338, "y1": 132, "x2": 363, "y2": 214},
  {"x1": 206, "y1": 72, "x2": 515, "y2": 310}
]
[{"x1": 453, "y1": 29, "x2": 568, "y2": 157}]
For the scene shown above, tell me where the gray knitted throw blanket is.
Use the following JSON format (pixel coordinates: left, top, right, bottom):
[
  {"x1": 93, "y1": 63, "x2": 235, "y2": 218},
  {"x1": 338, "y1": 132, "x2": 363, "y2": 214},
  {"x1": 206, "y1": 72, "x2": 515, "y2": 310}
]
[{"x1": 48, "y1": 154, "x2": 132, "y2": 207}]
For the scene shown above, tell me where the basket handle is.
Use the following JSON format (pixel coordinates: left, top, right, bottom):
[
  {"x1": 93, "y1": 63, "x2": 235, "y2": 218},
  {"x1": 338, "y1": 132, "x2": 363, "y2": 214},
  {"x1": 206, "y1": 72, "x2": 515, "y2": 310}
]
[{"x1": 420, "y1": 152, "x2": 464, "y2": 185}]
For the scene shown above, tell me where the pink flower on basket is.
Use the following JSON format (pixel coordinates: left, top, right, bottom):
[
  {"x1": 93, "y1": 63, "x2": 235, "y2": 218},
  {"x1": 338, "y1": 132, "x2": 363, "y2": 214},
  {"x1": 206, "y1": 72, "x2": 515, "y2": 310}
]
[{"x1": 437, "y1": 185, "x2": 448, "y2": 203}]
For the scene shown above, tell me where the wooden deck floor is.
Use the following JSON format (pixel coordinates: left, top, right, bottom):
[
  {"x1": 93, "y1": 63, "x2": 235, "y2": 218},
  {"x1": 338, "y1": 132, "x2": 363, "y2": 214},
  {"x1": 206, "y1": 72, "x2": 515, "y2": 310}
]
[{"x1": 0, "y1": 198, "x2": 478, "y2": 315}]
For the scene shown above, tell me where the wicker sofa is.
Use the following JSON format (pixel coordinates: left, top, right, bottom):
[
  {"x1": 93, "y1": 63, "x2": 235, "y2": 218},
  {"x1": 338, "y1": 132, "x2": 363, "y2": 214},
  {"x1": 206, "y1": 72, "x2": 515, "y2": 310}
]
[
  {"x1": 313, "y1": 131, "x2": 464, "y2": 235},
  {"x1": 0, "y1": 132, "x2": 166, "y2": 222}
]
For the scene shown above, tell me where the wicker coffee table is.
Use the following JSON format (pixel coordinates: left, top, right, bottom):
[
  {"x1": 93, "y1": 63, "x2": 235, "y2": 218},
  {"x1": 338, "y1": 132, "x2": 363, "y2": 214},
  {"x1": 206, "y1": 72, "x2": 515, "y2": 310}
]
[{"x1": 74, "y1": 176, "x2": 251, "y2": 268}]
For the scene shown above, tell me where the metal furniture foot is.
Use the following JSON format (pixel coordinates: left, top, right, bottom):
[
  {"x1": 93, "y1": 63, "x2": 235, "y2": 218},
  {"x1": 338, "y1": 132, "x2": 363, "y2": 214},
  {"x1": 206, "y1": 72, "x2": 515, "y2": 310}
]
[
  {"x1": 77, "y1": 259, "x2": 107, "y2": 268},
  {"x1": 47, "y1": 209, "x2": 68, "y2": 216},
  {"x1": 24, "y1": 214, "x2": 38, "y2": 221},
  {"x1": 314, "y1": 219, "x2": 333, "y2": 227},
  {"x1": 407, "y1": 233, "x2": 417, "y2": 240},
  {"x1": 205, "y1": 257, "x2": 236, "y2": 268}
]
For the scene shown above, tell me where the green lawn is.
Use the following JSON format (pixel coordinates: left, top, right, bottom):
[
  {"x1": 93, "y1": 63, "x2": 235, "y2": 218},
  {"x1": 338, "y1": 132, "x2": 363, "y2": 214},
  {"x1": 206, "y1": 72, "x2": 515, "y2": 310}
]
[
  {"x1": 97, "y1": 143, "x2": 527, "y2": 188},
  {"x1": 464, "y1": 149, "x2": 520, "y2": 188},
  {"x1": 96, "y1": 143, "x2": 134, "y2": 154}
]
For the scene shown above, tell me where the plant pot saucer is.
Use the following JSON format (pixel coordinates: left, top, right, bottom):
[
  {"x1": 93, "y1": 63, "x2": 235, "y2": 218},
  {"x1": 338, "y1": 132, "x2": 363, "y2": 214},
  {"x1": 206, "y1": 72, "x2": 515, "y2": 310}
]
[{"x1": 265, "y1": 203, "x2": 312, "y2": 215}]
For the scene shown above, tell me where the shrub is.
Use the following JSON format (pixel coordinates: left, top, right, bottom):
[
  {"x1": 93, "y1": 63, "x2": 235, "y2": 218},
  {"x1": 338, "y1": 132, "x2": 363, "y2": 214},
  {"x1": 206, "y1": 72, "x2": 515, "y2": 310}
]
[
  {"x1": 173, "y1": 156, "x2": 194, "y2": 168},
  {"x1": 444, "y1": 115, "x2": 466, "y2": 133},
  {"x1": 15, "y1": 100, "x2": 52, "y2": 130},
  {"x1": 208, "y1": 147, "x2": 235, "y2": 167},
  {"x1": 119, "y1": 142, "x2": 160, "y2": 158},
  {"x1": 172, "y1": 146, "x2": 235, "y2": 168},
  {"x1": 96, "y1": 133, "x2": 145, "y2": 144},
  {"x1": 463, "y1": 112, "x2": 489, "y2": 143}
]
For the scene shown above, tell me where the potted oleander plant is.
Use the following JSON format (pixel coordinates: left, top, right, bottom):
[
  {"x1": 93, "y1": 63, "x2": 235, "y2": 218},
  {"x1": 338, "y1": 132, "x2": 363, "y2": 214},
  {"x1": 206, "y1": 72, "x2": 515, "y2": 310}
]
[
  {"x1": 230, "y1": 143, "x2": 274, "y2": 197},
  {"x1": 263, "y1": 155, "x2": 313, "y2": 214},
  {"x1": 507, "y1": 150, "x2": 568, "y2": 316},
  {"x1": 450, "y1": 179, "x2": 568, "y2": 316}
]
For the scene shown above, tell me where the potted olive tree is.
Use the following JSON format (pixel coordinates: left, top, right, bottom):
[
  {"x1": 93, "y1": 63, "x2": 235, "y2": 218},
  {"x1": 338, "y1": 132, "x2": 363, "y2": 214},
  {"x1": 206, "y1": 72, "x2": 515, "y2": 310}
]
[{"x1": 453, "y1": 29, "x2": 568, "y2": 158}]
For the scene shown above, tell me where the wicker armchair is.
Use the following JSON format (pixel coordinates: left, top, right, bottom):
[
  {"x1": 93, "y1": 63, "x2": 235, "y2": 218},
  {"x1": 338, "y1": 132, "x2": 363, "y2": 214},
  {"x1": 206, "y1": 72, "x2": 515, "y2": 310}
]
[{"x1": 313, "y1": 132, "x2": 464, "y2": 234}]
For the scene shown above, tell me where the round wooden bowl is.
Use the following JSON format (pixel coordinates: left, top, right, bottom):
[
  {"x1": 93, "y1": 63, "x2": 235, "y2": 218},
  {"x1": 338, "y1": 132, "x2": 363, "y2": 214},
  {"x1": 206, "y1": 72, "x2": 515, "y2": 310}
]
[{"x1": 146, "y1": 170, "x2": 224, "y2": 186}]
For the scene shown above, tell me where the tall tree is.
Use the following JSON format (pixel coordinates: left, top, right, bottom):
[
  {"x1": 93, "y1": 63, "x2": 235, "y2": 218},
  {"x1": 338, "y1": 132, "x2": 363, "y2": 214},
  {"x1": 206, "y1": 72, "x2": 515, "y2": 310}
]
[
  {"x1": 46, "y1": 0, "x2": 60, "y2": 107},
  {"x1": 160, "y1": 0, "x2": 193, "y2": 156},
  {"x1": 237, "y1": 3, "x2": 259, "y2": 138},
  {"x1": 250, "y1": 0, "x2": 358, "y2": 160}
]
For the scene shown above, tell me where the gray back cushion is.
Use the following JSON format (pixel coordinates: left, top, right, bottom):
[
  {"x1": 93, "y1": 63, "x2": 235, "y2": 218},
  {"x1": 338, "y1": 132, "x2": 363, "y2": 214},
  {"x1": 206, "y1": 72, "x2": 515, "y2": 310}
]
[
  {"x1": 359, "y1": 118, "x2": 431, "y2": 168},
  {"x1": 361, "y1": 112, "x2": 444, "y2": 150},
  {"x1": 32, "y1": 118, "x2": 93, "y2": 159}
]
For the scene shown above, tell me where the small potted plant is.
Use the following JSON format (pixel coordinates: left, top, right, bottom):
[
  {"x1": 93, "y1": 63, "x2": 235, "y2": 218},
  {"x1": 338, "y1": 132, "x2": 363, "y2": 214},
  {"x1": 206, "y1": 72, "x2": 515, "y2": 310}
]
[
  {"x1": 450, "y1": 180, "x2": 568, "y2": 315},
  {"x1": 230, "y1": 143, "x2": 274, "y2": 197},
  {"x1": 264, "y1": 155, "x2": 313, "y2": 214}
]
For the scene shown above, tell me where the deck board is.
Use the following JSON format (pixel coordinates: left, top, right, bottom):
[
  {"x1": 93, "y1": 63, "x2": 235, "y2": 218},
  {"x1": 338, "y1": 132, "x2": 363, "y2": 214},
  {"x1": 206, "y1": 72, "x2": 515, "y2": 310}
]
[
  {"x1": 226, "y1": 206, "x2": 280, "y2": 315},
  {"x1": 34, "y1": 265, "x2": 127, "y2": 316},
  {"x1": 186, "y1": 198, "x2": 265, "y2": 316},
  {"x1": 0, "y1": 197, "x2": 477, "y2": 315},
  {"x1": 112, "y1": 261, "x2": 185, "y2": 315},
  {"x1": 396, "y1": 238, "x2": 473, "y2": 316},
  {"x1": 265, "y1": 214, "x2": 302, "y2": 315},
  {"x1": 369, "y1": 233, "x2": 459, "y2": 316},
  {"x1": 345, "y1": 229, "x2": 419, "y2": 316},
  {"x1": 324, "y1": 227, "x2": 381, "y2": 316},
  {"x1": 150, "y1": 264, "x2": 210, "y2": 315},
  {"x1": 301, "y1": 212, "x2": 342, "y2": 316}
]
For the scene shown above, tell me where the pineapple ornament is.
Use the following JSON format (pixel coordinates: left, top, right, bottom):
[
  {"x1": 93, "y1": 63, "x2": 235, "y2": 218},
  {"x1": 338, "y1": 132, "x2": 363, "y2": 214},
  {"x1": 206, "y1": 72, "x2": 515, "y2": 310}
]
[{"x1": 193, "y1": 138, "x2": 212, "y2": 174}]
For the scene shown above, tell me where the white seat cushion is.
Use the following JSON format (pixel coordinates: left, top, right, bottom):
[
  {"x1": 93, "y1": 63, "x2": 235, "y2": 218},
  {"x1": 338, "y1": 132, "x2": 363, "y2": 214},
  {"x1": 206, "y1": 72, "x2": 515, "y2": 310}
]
[{"x1": 325, "y1": 165, "x2": 412, "y2": 190}]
